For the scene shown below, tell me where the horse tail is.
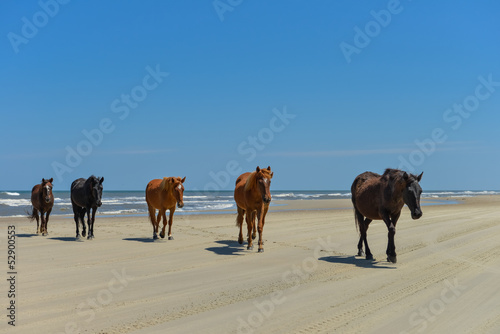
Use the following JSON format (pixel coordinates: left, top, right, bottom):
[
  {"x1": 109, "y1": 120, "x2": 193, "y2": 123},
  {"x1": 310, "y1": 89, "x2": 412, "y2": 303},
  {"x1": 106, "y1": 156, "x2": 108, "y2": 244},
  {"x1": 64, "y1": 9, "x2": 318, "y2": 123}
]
[
  {"x1": 351, "y1": 177, "x2": 361, "y2": 233},
  {"x1": 26, "y1": 207, "x2": 37, "y2": 221}
]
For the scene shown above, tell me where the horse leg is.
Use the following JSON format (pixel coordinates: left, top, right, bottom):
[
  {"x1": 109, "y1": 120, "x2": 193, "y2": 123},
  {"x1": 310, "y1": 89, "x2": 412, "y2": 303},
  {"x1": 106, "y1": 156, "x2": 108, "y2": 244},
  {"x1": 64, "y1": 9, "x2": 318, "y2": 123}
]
[
  {"x1": 86, "y1": 208, "x2": 93, "y2": 240},
  {"x1": 72, "y1": 203, "x2": 81, "y2": 240},
  {"x1": 252, "y1": 216, "x2": 257, "y2": 240},
  {"x1": 159, "y1": 210, "x2": 167, "y2": 239},
  {"x1": 361, "y1": 218, "x2": 373, "y2": 260},
  {"x1": 44, "y1": 209, "x2": 52, "y2": 236},
  {"x1": 80, "y1": 209, "x2": 86, "y2": 238},
  {"x1": 147, "y1": 205, "x2": 158, "y2": 239},
  {"x1": 385, "y1": 213, "x2": 400, "y2": 263},
  {"x1": 167, "y1": 209, "x2": 175, "y2": 240},
  {"x1": 40, "y1": 209, "x2": 46, "y2": 236},
  {"x1": 246, "y1": 212, "x2": 254, "y2": 250},
  {"x1": 236, "y1": 207, "x2": 245, "y2": 244},
  {"x1": 88, "y1": 207, "x2": 96, "y2": 239},
  {"x1": 154, "y1": 210, "x2": 162, "y2": 239},
  {"x1": 355, "y1": 210, "x2": 366, "y2": 256},
  {"x1": 257, "y1": 206, "x2": 268, "y2": 253},
  {"x1": 33, "y1": 208, "x2": 40, "y2": 234}
]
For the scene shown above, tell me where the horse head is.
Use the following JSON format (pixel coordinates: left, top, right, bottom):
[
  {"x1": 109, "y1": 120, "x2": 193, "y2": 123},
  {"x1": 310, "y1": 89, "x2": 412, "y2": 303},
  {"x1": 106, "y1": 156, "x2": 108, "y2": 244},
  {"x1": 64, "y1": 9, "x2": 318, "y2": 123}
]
[
  {"x1": 89, "y1": 176, "x2": 104, "y2": 207},
  {"x1": 402, "y1": 171, "x2": 423, "y2": 219},
  {"x1": 256, "y1": 166, "x2": 273, "y2": 204},
  {"x1": 171, "y1": 176, "x2": 186, "y2": 209},
  {"x1": 41, "y1": 178, "x2": 53, "y2": 203}
]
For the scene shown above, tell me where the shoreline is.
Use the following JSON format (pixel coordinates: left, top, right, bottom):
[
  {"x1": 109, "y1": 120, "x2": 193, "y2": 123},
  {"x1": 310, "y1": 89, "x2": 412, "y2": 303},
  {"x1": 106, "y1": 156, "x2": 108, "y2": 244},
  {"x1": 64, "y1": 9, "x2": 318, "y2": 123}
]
[{"x1": 0, "y1": 195, "x2": 480, "y2": 220}]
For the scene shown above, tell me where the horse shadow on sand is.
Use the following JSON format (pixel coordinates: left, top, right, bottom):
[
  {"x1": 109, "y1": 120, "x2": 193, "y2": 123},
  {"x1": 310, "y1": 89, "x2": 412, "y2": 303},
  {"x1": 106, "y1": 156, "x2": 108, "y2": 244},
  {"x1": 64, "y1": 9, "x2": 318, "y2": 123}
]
[
  {"x1": 16, "y1": 233, "x2": 38, "y2": 238},
  {"x1": 206, "y1": 240, "x2": 245, "y2": 256},
  {"x1": 319, "y1": 255, "x2": 396, "y2": 269},
  {"x1": 49, "y1": 237, "x2": 82, "y2": 242},
  {"x1": 122, "y1": 237, "x2": 163, "y2": 243}
]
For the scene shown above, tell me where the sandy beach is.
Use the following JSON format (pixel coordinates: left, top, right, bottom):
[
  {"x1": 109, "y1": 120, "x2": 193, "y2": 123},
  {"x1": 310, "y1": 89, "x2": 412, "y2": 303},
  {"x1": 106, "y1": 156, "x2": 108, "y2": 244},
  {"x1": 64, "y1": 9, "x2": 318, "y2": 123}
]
[{"x1": 1, "y1": 196, "x2": 500, "y2": 333}]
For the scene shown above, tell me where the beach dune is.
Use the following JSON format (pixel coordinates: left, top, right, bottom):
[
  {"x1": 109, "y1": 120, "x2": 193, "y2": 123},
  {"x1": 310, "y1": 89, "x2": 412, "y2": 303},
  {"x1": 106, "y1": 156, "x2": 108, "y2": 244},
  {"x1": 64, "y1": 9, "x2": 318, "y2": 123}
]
[{"x1": 2, "y1": 196, "x2": 500, "y2": 333}]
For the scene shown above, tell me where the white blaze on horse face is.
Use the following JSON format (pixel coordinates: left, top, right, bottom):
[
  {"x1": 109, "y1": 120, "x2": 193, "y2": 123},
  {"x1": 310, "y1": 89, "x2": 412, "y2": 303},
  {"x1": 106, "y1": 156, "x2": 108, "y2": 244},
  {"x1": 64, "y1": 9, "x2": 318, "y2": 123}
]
[{"x1": 177, "y1": 184, "x2": 182, "y2": 190}]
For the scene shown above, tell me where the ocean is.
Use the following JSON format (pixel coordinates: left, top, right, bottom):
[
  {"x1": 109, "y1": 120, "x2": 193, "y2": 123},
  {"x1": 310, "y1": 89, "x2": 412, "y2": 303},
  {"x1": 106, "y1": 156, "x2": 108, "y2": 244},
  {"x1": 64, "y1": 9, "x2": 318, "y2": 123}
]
[{"x1": 0, "y1": 190, "x2": 498, "y2": 218}]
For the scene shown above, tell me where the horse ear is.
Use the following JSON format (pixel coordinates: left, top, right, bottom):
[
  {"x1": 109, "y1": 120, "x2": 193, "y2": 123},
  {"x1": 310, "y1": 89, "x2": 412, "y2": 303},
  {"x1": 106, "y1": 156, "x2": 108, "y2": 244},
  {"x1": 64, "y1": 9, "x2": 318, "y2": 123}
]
[
  {"x1": 42, "y1": 178, "x2": 46, "y2": 183},
  {"x1": 417, "y1": 172, "x2": 423, "y2": 182},
  {"x1": 170, "y1": 178, "x2": 175, "y2": 183},
  {"x1": 49, "y1": 178, "x2": 53, "y2": 183},
  {"x1": 267, "y1": 166, "x2": 271, "y2": 171},
  {"x1": 100, "y1": 177, "x2": 104, "y2": 184},
  {"x1": 256, "y1": 166, "x2": 261, "y2": 173},
  {"x1": 403, "y1": 172, "x2": 409, "y2": 181},
  {"x1": 270, "y1": 172, "x2": 274, "y2": 178},
  {"x1": 181, "y1": 177, "x2": 186, "y2": 183}
]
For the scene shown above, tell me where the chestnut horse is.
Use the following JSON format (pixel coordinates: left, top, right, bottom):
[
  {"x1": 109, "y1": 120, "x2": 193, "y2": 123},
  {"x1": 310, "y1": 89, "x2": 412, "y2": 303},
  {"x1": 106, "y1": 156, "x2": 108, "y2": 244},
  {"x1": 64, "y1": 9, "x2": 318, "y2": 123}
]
[
  {"x1": 28, "y1": 178, "x2": 54, "y2": 235},
  {"x1": 351, "y1": 168, "x2": 423, "y2": 263},
  {"x1": 234, "y1": 166, "x2": 273, "y2": 252},
  {"x1": 145, "y1": 176, "x2": 186, "y2": 240}
]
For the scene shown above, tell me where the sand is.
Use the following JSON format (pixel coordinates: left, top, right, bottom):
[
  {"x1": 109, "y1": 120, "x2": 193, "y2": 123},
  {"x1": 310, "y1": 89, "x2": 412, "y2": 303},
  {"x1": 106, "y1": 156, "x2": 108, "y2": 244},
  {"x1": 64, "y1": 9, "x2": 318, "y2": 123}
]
[{"x1": 1, "y1": 196, "x2": 500, "y2": 333}]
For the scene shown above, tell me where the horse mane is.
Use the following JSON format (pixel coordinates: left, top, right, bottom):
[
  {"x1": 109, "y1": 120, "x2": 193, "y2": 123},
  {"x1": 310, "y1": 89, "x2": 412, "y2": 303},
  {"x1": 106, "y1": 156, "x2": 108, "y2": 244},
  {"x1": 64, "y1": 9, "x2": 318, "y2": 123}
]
[
  {"x1": 244, "y1": 169, "x2": 272, "y2": 191},
  {"x1": 244, "y1": 172, "x2": 257, "y2": 191},
  {"x1": 382, "y1": 169, "x2": 406, "y2": 200},
  {"x1": 161, "y1": 177, "x2": 173, "y2": 193}
]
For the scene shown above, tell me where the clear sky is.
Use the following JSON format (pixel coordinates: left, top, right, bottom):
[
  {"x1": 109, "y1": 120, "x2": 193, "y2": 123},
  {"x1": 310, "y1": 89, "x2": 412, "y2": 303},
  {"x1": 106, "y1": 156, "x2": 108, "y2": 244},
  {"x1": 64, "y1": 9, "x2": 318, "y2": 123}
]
[{"x1": 1, "y1": 0, "x2": 499, "y2": 191}]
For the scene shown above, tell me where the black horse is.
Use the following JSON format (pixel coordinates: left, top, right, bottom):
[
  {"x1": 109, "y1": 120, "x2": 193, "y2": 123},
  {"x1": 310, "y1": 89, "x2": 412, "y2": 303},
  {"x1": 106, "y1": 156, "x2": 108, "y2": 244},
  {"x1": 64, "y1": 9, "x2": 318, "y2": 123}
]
[
  {"x1": 351, "y1": 169, "x2": 423, "y2": 263},
  {"x1": 70, "y1": 176, "x2": 104, "y2": 240}
]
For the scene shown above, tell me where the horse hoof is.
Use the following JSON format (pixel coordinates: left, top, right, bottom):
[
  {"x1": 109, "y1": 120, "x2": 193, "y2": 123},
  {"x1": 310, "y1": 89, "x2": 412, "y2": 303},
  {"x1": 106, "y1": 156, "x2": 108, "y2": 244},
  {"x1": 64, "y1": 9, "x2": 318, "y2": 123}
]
[
  {"x1": 82, "y1": 231, "x2": 86, "y2": 237},
  {"x1": 258, "y1": 248, "x2": 264, "y2": 253},
  {"x1": 357, "y1": 250, "x2": 364, "y2": 257},
  {"x1": 252, "y1": 234, "x2": 256, "y2": 240},
  {"x1": 387, "y1": 256, "x2": 397, "y2": 263},
  {"x1": 153, "y1": 234, "x2": 158, "y2": 240},
  {"x1": 160, "y1": 232, "x2": 165, "y2": 239},
  {"x1": 76, "y1": 236, "x2": 83, "y2": 242},
  {"x1": 238, "y1": 238, "x2": 243, "y2": 245},
  {"x1": 168, "y1": 236, "x2": 174, "y2": 240},
  {"x1": 87, "y1": 235, "x2": 94, "y2": 240},
  {"x1": 247, "y1": 246, "x2": 253, "y2": 250},
  {"x1": 366, "y1": 254, "x2": 374, "y2": 261}
]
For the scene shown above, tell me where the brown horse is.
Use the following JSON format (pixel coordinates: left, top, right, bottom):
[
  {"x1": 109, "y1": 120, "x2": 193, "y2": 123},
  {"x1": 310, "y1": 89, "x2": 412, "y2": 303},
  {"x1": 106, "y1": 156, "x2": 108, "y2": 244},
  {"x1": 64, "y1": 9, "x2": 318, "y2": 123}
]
[
  {"x1": 234, "y1": 166, "x2": 273, "y2": 252},
  {"x1": 145, "y1": 176, "x2": 186, "y2": 240},
  {"x1": 28, "y1": 178, "x2": 54, "y2": 236},
  {"x1": 351, "y1": 168, "x2": 423, "y2": 263}
]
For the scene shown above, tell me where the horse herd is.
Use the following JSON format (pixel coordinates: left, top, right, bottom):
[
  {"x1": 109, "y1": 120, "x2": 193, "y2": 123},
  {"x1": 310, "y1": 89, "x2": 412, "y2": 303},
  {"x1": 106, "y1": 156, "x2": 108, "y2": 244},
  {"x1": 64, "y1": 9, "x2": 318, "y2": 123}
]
[{"x1": 28, "y1": 167, "x2": 423, "y2": 263}]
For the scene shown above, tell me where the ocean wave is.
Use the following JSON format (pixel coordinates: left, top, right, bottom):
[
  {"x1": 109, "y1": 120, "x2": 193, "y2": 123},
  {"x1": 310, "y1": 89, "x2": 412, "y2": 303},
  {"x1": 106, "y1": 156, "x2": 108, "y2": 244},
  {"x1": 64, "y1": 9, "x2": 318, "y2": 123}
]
[
  {"x1": 2, "y1": 192, "x2": 20, "y2": 196},
  {"x1": 102, "y1": 209, "x2": 142, "y2": 215},
  {"x1": 0, "y1": 199, "x2": 31, "y2": 207},
  {"x1": 423, "y1": 191, "x2": 500, "y2": 198}
]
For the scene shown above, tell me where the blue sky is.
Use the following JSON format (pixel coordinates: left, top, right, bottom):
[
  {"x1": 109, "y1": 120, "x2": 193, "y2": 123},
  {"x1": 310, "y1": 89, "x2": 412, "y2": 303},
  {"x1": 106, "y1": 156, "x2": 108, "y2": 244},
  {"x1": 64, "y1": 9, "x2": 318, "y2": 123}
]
[{"x1": 1, "y1": 0, "x2": 499, "y2": 191}]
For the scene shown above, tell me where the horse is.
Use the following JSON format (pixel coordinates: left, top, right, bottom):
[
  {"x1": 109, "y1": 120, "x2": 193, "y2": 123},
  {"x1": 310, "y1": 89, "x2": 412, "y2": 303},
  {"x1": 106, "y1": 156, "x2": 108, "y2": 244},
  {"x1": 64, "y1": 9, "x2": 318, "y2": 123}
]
[
  {"x1": 234, "y1": 166, "x2": 274, "y2": 252},
  {"x1": 28, "y1": 178, "x2": 54, "y2": 236},
  {"x1": 70, "y1": 176, "x2": 104, "y2": 240},
  {"x1": 351, "y1": 168, "x2": 423, "y2": 263},
  {"x1": 145, "y1": 176, "x2": 186, "y2": 240}
]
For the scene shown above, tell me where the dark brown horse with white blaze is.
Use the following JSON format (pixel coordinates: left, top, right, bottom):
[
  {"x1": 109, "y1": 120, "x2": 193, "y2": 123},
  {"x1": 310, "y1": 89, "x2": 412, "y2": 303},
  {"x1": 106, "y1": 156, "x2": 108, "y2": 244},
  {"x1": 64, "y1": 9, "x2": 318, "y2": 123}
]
[
  {"x1": 351, "y1": 168, "x2": 423, "y2": 263},
  {"x1": 145, "y1": 176, "x2": 186, "y2": 240},
  {"x1": 234, "y1": 166, "x2": 273, "y2": 252},
  {"x1": 28, "y1": 178, "x2": 54, "y2": 235}
]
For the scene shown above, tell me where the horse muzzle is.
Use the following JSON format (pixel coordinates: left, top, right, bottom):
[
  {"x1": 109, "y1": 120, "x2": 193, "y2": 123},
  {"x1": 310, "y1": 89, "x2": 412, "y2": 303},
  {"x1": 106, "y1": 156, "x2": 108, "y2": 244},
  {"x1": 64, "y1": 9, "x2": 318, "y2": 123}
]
[
  {"x1": 97, "y1": 201, "x2": 102, "y2": 207},
  {"x1": 263, "y1": 196, "x2": 271, "y2": 204},
  {"x1": 411, "y1": 209, "x2": 423, "y2": 220},
  {"x1": 45, "y1": 198, "x2": 51, "y2": 203},
  {"x1": 177, "y1": 202, "x2": 184, "y2": 209}
]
